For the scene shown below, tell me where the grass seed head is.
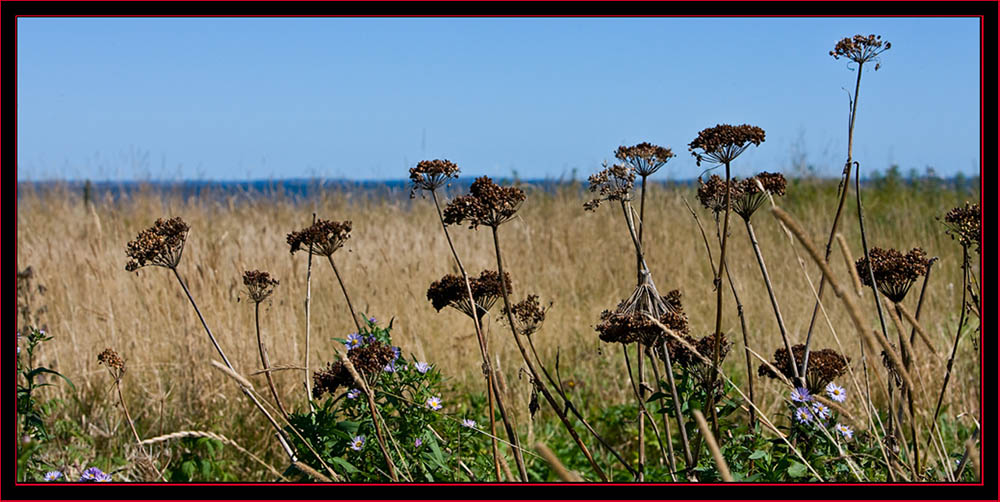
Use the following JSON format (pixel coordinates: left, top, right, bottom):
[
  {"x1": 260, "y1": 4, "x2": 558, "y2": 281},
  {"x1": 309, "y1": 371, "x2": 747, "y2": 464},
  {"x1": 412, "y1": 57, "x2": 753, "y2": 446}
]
[
  {"x1": 688, "y1": 124, "x2": 766, "y2": 166},
  {"x1": 124, "y1": 217, "x2": 190, "y2": 272},
  {"x1": 286, "y1": 219, "x2": 352, "y2": 257},
  {"x1": 615, "y1": 142, "x2": 675, "y2": 177},
  {"x1": 855, "y1": 247, "x2": 931, "y2": 303}
]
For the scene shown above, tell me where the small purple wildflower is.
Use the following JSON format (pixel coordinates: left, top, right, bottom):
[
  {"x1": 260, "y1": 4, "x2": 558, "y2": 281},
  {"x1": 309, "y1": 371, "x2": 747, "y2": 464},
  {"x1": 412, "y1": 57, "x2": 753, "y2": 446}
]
[
  {"x1": 350, "y1": 435, "x2": 365, "y2": 451},
  {"x1": 461, "y1": 418, "x2": 476, "y2": 428},
  {"x1": 414, "y1": 438, "x2": 423, "y2": 448},
  {"x1": 345, "y1": 333, "x2": 364, "y2": 350},
  {"x1": 794, "y1": 406, "x2": 813, "y2": 424},
  {"x1": 95, "y1": 473, "x2": 112, "y2": 482},
  {"x1": 426, "y1": 396, "x2": 443, "y2": 411},
  {"x1": 391, "y1": 346, "x2": 401, "y2": 361},
  {"x1": 415, "y1": 361, "x2": 431, "y2": 374},
  {"x1": 812, "y1": 402, "x2": 831, "y2": 420},
  {"x1": 369, "y1": 317, "x2": 377, "y2": 323},
  {"x1": 790, "y1": 387, "x2": 812, "y2": 403},
  {"x1": 79, "y1": 467, "x2": 107, "y2": 482},
  {"x1": 346, "y1": 388, "x2": 360, "y2": 400},
  {"x1": 825, "y1": 382, "x2": 847, "y2": 403},
  {"x1": 834, "y1": 423, "x2": 853, "y2": 440},
  {"x1": 43, "y1": 471, "x2": 62, "y2": 481}
]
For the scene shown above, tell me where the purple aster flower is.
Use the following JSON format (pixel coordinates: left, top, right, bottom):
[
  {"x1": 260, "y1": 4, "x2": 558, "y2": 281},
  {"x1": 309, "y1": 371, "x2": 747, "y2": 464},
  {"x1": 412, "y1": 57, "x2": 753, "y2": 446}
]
[
  {"x1": 426, "y1": 396, "x2": 443, "y2": 411},
  {"x1": 834, "y1": 423, "x2": 853, "y2": 440},
  {"x1": 391, "y1": 346, "x2": 401, "y2": 361},
  {"x1": 95, "y1": 473, "x2": 112, "y2": 482},
  {"x1": 346, "y1": 388, "x2": 360, "y2": 400},
  {"x1": 369, "y1": 317, "x2": 377, "y2": 323},
  {"x1": 384, "y1": 360, "x2": 400, "y2": 373},
  {"x1": 345, "y1": 333, "x2": 363, "y2": 350},
  {"x1": 43, "y1": 471, "x2": 62, "y2": 481},
  {"x1": 461, "y1": 418, "x2": 476, "y2": 428},
  {"x1": 790, "y1": 387, "x2": 812, "y2": 403},
  {"x1": 825, "y1": 382, "x2": 847, "y2": 403},
  {"x1": 414, "y1": 438, "x2": 423, "y2": 448},
  {"x1": 794, "y1": 406, "x2": 813, "y2": 424},
  {"x1": 812, "y1": 402, "x2": 831, "y2": 420},
  {"x1": 350, "y1": 435, "x2": 365, "y2": 451},
  {"x1": 79, "y1": 467, "x2": 106, "y2": 482},
  {"x1": 415, "y1": 361, "x2": 431, "y2": 374}
]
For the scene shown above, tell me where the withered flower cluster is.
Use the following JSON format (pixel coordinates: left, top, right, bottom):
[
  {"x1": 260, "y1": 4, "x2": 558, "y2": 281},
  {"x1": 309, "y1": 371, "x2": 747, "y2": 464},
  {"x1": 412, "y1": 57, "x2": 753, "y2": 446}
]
[
  {"x1": 97, "y1": 348, "x2": 125, "y2": 372},
  {"x1": 503, "y1": 294, "x2": 550, "y2": 336},
  {"x1": 286, "y1": 219, "x2": 352, "y2": 257},
  {"x1": 596, "y1": 289, "x2": 689, "y2": 346},
  {"x1": 688, "y1": 124, "x2": 766, "y2": 166},
  {"x1": 696, "y1": 175, "x2": 740, "y2": 215},
  {"x1": 758, "y1": 344, "x2": 850, "y2": 393},
  {"x1": 442, "y1": 176, "x2": 525, "y2": 229},
  {"x1": 409, "y1": 159, "x2": 460, "y2": 196},
  {"x1": 125, "y1": 217, "x2": 190, "y2": 272},
  {"x1": 675, "y1": 332, "x2": 732, "y2": 396},
  {"x1": 312, "y1": 341, "x2": 397, "y2": 399},
  {"x1": 830, "y1": 34, "x2": 891, "y2": 68},
  {"x1": 855, "y1": 247, "x2": 931, "y2": 303},
  {"x1": 732, "y1": 171, "x2": 787, "y2": 220},
  {"x1": 583, "y1": 162, "x2": 636, "y2": 211},
  {"x1": 615, "y1": 142, "x2": 675, "y2": 177},
  {"x1": 243, "y1": 270, "x2": 279, "y2": 304},
  {"x1": 942, "y1": 202, "x2": 981, "y2": 254},
  {"x1": 427, "y1": 270, "x2": 512, "y2": 320}
]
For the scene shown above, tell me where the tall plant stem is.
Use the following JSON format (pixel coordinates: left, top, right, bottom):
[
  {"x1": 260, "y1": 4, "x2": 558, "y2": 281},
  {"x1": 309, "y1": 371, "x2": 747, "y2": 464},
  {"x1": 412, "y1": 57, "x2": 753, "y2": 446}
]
[
  {"x1": 926, "y1": 245, "x2": 969, "y2": 450},
  {"x1": 325, "y1": 255, "x2": 363, "y2": 334},
  {"x1": 622, "y1": 343, "x2": 670, "y2": 479},
  {"x1": 637, "y1": 175, "x2": 648, "y2": 284},
  {"x1": 256, "y1": 302, "x2": 289, "y2": 420},
  {"x1": 303, "y1": 213, "x2": 316, "y2": 406},
  {"x1": 430, "y1": 189, "x2": 521, "y2": 481},
  {"x1": 659, "y1": 338, "x2": 695, "y2": 473},
  {"x1": 706, "y1": 160, "x2": 733, "y2": 440},
  {"x1": 636, "y1": 176, "x2": 648, "y2": 481},
  {"x1": 744, "y1": 218, "x2": 800, "y2": 385},
  {"x1": 801, "y1": 61, "x2": 865, "y2": 378},
  {"x1": 893, "y1": 302, "x2": 920, "y2": 475},
  {"x1": 170, "y1": 267, "x2": 297, "y2": 463},
  {"x1": 491, "y1": 225, "x2": 608, "y2": 482},
  {"x1": 112, "y1": 374, "x2": 167, "y2": 481},
  {"x1": 646, "y1": 350, "x2": 679, "y2": 481}
]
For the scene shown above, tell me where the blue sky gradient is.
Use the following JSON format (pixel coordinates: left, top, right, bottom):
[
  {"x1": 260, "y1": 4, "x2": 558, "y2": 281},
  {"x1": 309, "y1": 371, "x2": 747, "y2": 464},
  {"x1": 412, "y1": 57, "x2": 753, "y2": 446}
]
[{"x1": 17, "y1": 17, "x2": 981, "y2": 181}]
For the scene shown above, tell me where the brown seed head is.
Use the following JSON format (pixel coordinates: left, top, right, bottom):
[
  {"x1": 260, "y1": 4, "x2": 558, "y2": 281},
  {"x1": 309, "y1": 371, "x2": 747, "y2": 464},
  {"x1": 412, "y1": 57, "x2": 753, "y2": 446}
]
[
  {"x1": 409, "y1": 159, "x2": 460, "y2": 196},
  {"x1": 733, "y1": 171, "x2": 787, "y2": 220},
  {"x1": 758, "y1": 344, "x2": 850, "y2": 393},
  {"x1": 584, "y1": 162, "x2": 636, "y2": 211},
  {"x1": 688, "y1": 124, "x2": 766, "y2": 166},
  {"x1": 596, "y1": 288, "x2": 689, "y2": 346},
  {"x1": 311, "y1": 340, "x2": 398, "y2": 399},
  {"x1": 312, "y1": 361, "x2": 350, "y2": 399},
  {"x1": 125, "y1": 217, "x2": 190, "y2": 272},
  {"x1": 615, "y1": 142, "x2": 675, "y2": 177},
  {"x1": 97, "y1": 348, "x2": 125, "y2": 372},
  {"x1": 442, "y1": 176, "x2": 525, "y2": 229},
  {"x1": 855, "y1": 247, "x2": 931, "y2": 303},
  {"x1": 941, "y1": 202, "x2": 981, "y2": 254},
  {"x1": 697, "y1": 175, "x2": 742, "y2": 215},
  {"x1": 830, "y1": 34, "x2": 891, "y2": 67},
  {"x1": 503, "y1": 294, "x2": 551, "y2": 336},
  {"x1": 243, "y1": 270, "x2": 279, "y2": 304},
  {"x1": 286, "y1": 219, "x2": 352, "y2": 257},
  {"x1": 427, "y1": 270, "x2": 512, "y2": 320}
]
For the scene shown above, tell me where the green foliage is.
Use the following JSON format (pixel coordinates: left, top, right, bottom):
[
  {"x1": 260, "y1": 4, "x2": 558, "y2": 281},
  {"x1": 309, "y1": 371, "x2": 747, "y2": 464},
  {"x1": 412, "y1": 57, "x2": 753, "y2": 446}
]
[{"x1": 165, "y1": 437, "x2": 238, "y2": 482}]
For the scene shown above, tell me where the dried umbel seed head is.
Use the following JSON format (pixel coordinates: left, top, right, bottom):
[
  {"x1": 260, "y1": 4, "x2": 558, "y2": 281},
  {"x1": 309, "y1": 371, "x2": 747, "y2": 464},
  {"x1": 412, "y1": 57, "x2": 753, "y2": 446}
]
[
  {"x1": 312, "y1": 361, "x2": 351, "y2": 399},
  {"x1": 941, "y1": 202, "x2": 981, "y2": 254},
  {"x1": 427, "y1": 270, "x2": 512, "y2": 320},
  {"x1": 855, "y1": 247, "x2": 931, "y2": 303},
  {"x1": 596, "y1": 297, "x2": 689, "y2": 346},
  {"x1": 348, "y1": 341, "x2": 397, "y2": 376},
  {"x1": 733, "y1": 171, "x2": 787, "y2": 220},
  {"x1": 242, "y1": 270, "x2": 279, "y2": 304},
  {"x1": 697, "y1": 175, "x2": 742, "y2": 215},
  {"x1": 286, "y1": 219, "x2": 352, "y2": 257},
  {"x1": 503, "y1": 294, "x2": 550, "y2": 336},
  {"x1": 615, "y1": 142, "x2": 675, "y2": 177},
  {"x1": 758, "y1": 344, "x2": 850, "y2": 393},
  {"x1": 125, "y1": 217, "x2": 190, "y2": 272},
  {"x1": 830, "y1": 34, "x2": 891, "y2": 68},
  {"x1": 584, "y1": 162, "x2": 636, "y2": 211},
  {"x1": 688, "y1": 124, "x2": 766, "y2": 166},
  {"x1": 442, "y1": 176, "x2": 525, "y2": 229},
  {"x1": 97, "y1": 348, "x2": 125, "y2": 372},
  {"x1": 409, "y1": 159, "x2": 460, "y2": 196}
]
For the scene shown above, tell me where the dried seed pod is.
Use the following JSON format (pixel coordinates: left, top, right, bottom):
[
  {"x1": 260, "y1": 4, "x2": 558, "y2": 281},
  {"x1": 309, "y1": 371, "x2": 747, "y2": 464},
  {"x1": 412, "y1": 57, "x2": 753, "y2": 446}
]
[
  {"x1": 286, "y1": 219, "x2": 352, "y2": 257},
  {"x1": 941, "y1": 202, "x2": 980, "y2": 254},
  {"x1": 615, "y1": 142, "x2": 675, "y2": 177},
  {"x1": 442, "y1": 176, "x2": 525, "y2": 229},
  {"x1": 855, "y1": 247, "x2": 932, "y2": 303},
  {"x1": 830, "y1": 33, "x2": 891, "y2": 66},
  {"x1": 688, "y1": 124, "x2": 766, "y2": 166},
  {"x1": 125, "y1": 217, "x2": 190, "y2": 271},
  {"x1": 97, "y1": 348, "x2": 125, "y2": 372},
  {"x1": 242, "y1": 270, "x2": 279, "y2": 304},
  {"x1": 409, "y1": 159, "x2": 460, "y2": 196},
  {"x1": 733, "y1": 171, "x2": 787, "y2": 220},
  {"x1": 504, "y1": 294, "x2": 550, "y2": 336},
  {"x1": 697, "y1": 174, "x2": 742, "y2": 215},
  {"x1": 427, "y1": 270, "x2": 512, "y2": 320},
  {"x1": 584, "y1": 162, "x2": 636, "y2": 211}
]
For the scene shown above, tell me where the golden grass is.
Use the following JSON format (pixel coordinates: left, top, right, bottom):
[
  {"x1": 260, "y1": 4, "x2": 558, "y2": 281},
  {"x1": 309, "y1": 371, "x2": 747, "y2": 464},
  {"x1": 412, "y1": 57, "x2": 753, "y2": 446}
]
[{"x1": 16, "y1": 180, "x2": 981, "y2": 478}]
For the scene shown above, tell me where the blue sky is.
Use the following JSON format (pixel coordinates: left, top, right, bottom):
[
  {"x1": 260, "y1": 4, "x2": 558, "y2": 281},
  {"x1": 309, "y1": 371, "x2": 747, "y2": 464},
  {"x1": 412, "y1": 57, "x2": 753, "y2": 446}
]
[{"x1": 17, "y1": 17, "x2": 981, "y2": 182}]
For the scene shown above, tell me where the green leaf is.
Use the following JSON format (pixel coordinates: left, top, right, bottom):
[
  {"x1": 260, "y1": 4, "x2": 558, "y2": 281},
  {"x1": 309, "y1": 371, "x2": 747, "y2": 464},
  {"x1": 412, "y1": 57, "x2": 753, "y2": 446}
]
[
  {"x1": 181, "y1": 460, "x2": 196, "y2": 480},
  {"x1": 330, "y1": 457, "x2": 359, "y2": 474},
  {"x1": 749, "y1": 450, "x2": 768, "y2": 460},
  {"x1": 787, "y1": 461, "x2": 808, "y2": 478},
  {"x1": 26, "y1": 367, "x2": 76, "y2": 392}
]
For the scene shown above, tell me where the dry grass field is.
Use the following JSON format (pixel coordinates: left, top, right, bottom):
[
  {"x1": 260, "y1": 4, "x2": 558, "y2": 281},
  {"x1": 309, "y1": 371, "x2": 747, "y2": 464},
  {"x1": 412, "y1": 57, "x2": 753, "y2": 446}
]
[{"x1": 15, "y1": 178, "x2": 981, "y2": 481}]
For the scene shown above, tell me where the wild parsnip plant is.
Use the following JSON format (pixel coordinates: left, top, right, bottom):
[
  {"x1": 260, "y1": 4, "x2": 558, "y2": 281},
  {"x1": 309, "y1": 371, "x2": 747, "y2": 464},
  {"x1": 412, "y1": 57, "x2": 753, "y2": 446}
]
[{"x1": 14, "y1": 32, "x2": 982, "y2": 484}]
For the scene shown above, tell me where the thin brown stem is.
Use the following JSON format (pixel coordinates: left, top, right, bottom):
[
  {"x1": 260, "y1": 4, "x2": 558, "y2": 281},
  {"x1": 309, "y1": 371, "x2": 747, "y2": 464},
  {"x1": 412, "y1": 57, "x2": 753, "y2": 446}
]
[
  {"x1": 646, "y1": 350, "x2": 678, "y2": 481},
  {"x1": 325, "y1": 254, "x2": 363, "y2": 334},
  {"x1": 256, "y1": 302, "x2": 289, "y2": 420},
  {"x1": 706, "y1": 159, "x2": 733, "y2": 442},
  {"x1": 303, "y1": 212, "x2": 316, "y2": 405},
  {"x1": 926, "y1": 245, "x2": 969, "y2": 450},
  {"x1": 659, "y1": 338, "x2": 695, "y2": 472}
]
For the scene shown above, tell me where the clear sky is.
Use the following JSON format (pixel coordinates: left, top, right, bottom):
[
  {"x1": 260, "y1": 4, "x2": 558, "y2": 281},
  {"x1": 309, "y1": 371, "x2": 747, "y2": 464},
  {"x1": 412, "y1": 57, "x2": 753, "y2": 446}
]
[{"x1": 17, "y1": 17, "x2": 981, "y2": 182}]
